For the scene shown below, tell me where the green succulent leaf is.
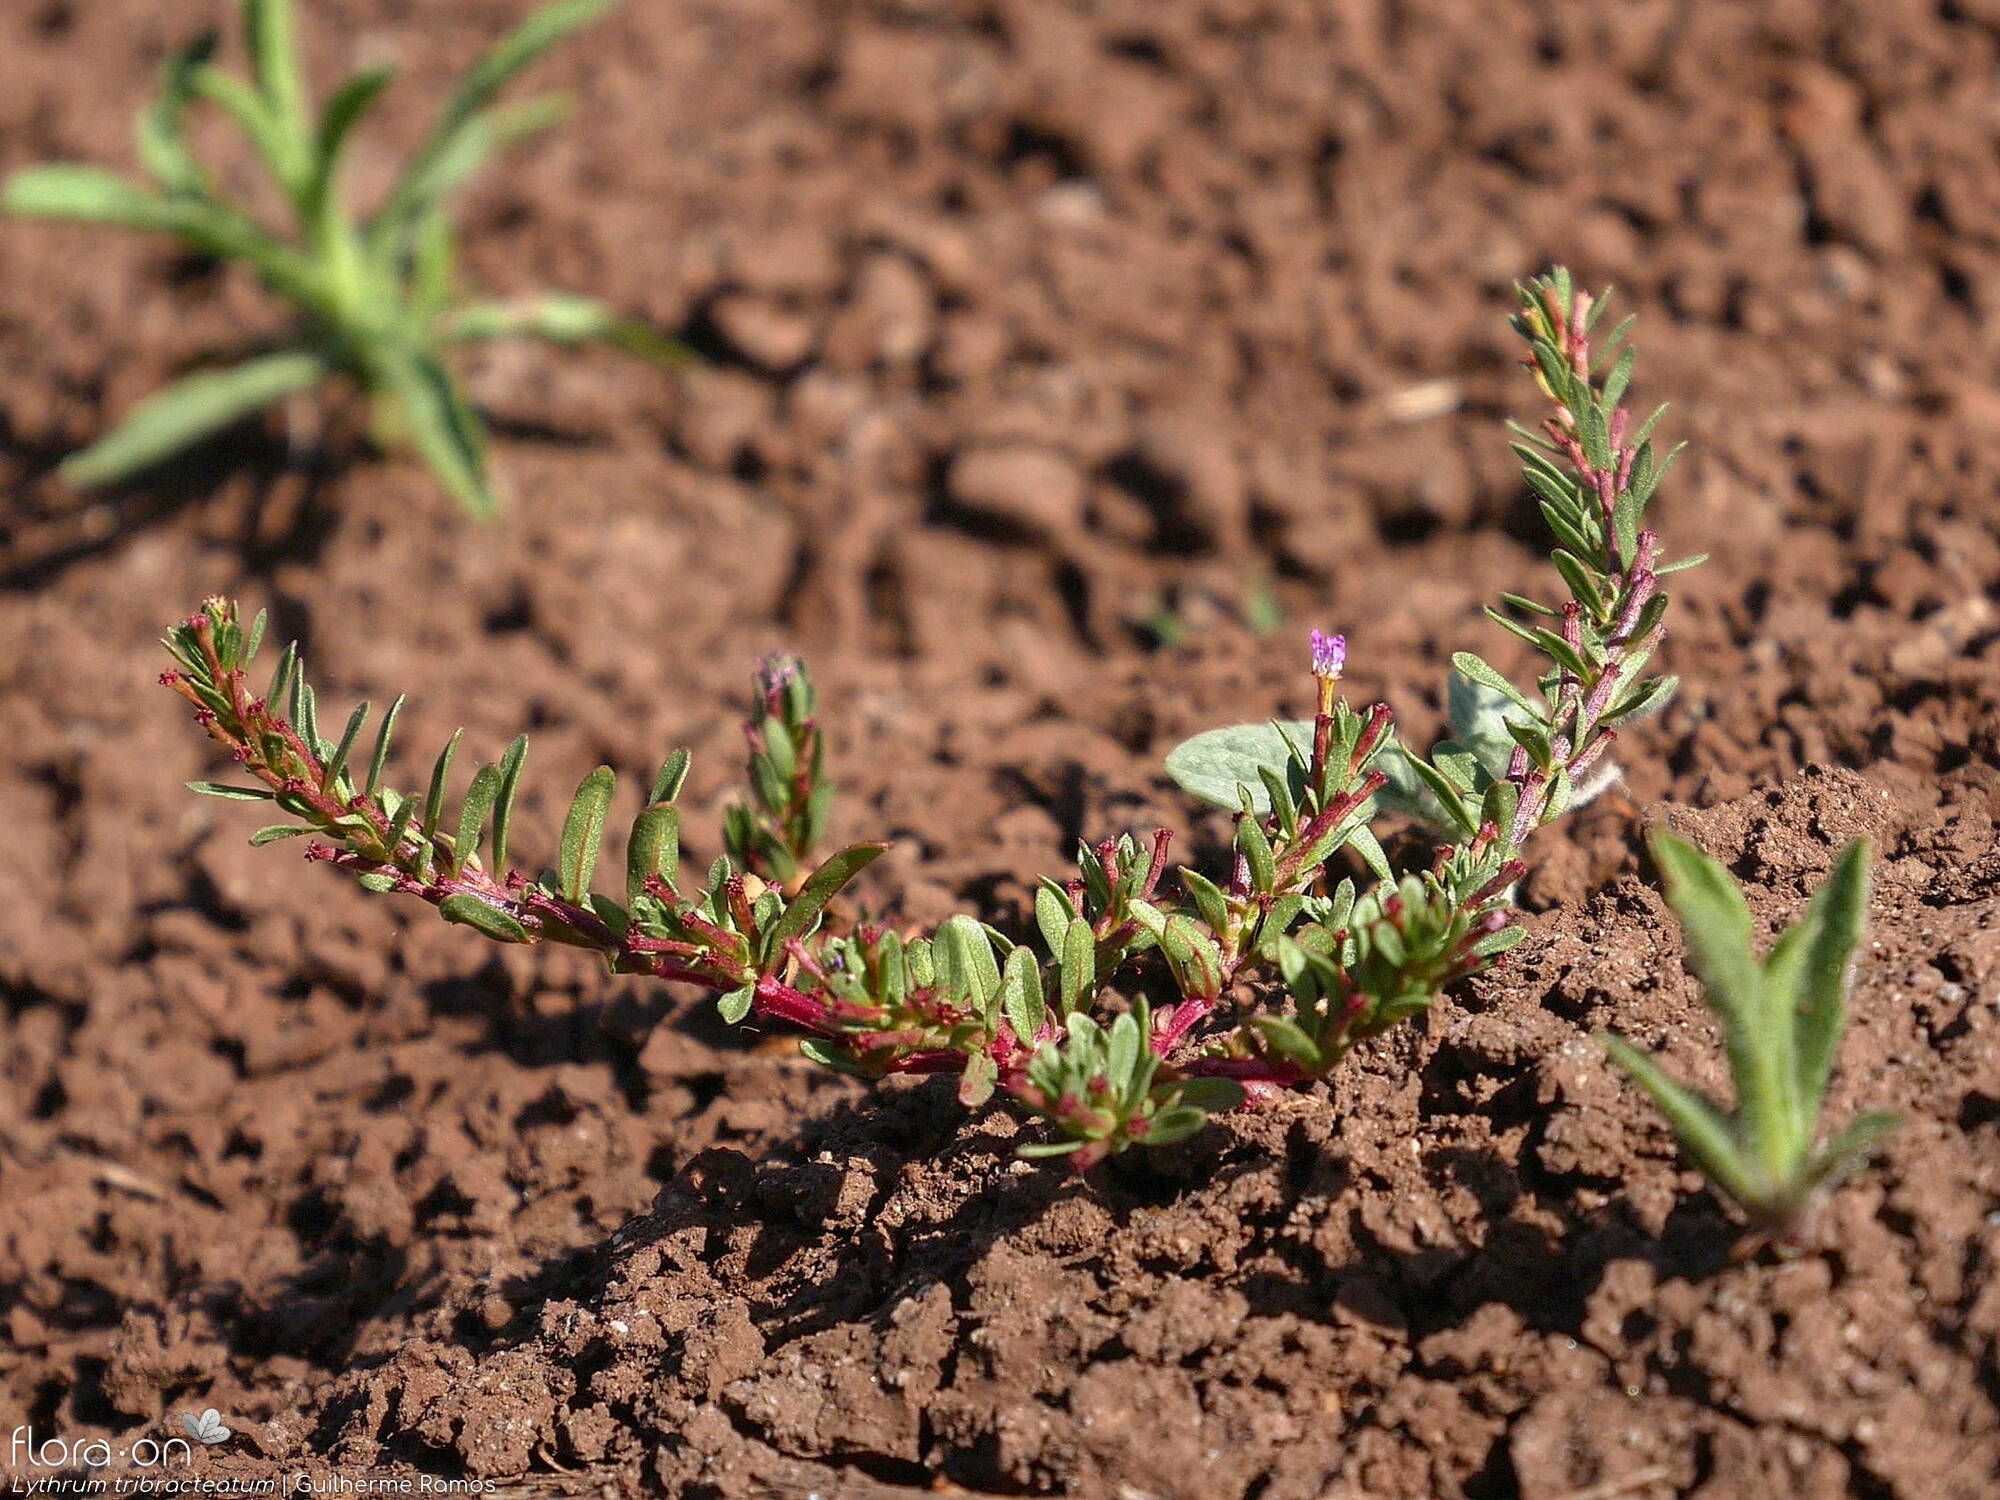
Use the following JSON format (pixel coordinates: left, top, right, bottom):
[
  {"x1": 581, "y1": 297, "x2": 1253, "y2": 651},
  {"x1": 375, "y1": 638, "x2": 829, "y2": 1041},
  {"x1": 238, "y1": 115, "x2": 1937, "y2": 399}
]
[
  {"x1": 557, "y1": 765, "x2": 616, "y2": 903},
  {"x1": 1059, "y1": 917, "x2": 1095, "y2": 1015},
  {"x1": 1016, "y1": 1139, "x2": 1089, "y2": 1160},
  {"x1": 1137, "y1": 1106, "x2": 1208, "y2": 1146},
  {"x1": 999, "y1": 944, "x2": 1046, "y2": 1043},
  {"x1": 627, "y1": 803, "x2": 681, "y2": 904},
  {"x1": 439, "y1": 893, "x2": 531, "y2": 944},
  {"x1": 958, "y1": 1051, "x2": 998, "y2": 1108},
  {"x1": 249, "y1": 823, "x2": 314, "y2": 845},
  {"x1": 933, "y1": 914, "x2": 1001, "y2": 1019},
  {"x1": 718, "y1": 983, "x2": 755, "y2": 1025}
]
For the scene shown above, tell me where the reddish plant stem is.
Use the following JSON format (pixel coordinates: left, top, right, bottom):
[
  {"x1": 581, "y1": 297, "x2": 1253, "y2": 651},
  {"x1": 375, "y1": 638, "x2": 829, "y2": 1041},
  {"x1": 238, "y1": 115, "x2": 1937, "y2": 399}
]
[
  {"x1": 1152, "y1": 995, "x2": 1213, "y2": 1057},
  {"x1": 1183, "y1": 1055, "x2": 1310, "y2": 1088}
]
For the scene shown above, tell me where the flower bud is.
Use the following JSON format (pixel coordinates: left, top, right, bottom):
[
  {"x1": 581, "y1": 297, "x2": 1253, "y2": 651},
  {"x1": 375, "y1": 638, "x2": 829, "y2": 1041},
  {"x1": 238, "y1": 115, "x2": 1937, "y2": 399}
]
[{"x1": 755, "y1": 653, "x2": 803, "y2": 715}]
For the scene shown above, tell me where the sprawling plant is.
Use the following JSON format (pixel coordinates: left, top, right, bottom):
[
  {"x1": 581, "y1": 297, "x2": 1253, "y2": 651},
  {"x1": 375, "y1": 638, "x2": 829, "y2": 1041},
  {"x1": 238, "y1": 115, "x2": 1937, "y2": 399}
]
[
  {"x1": 1605, "y1": 834, "x2": 1898, "y2": 1234},
  {"x1": 161, "y1": 270, "x2": 1696, "y2": 1167},
  {"x1": 4, "y1": 0, "x2": 675, "y2": 516}
]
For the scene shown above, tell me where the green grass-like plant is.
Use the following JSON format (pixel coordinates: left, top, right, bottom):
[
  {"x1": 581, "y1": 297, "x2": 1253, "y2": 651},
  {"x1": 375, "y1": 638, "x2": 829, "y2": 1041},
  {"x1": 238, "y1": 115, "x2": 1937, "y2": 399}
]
[
  {"x1": 1605, "y1": 833, "x2": 1899, "y2": 1235},
  {"x1": 3, "y1": 0, "x2": 675, "y2": 516}
]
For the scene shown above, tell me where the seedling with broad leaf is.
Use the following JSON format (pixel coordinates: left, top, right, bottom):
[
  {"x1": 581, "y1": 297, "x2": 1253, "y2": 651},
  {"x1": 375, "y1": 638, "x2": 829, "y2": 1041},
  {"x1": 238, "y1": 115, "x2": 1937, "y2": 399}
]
[
  {"x1": 1604, "y1": 833, "x2": 1898, "y2": 1236},
  {"x1": 161, "y1": 269, "x2": 1700, "y2": 1170},
  {"x1": 4, "y1": 0, "x2": 680, "y2": 516}
]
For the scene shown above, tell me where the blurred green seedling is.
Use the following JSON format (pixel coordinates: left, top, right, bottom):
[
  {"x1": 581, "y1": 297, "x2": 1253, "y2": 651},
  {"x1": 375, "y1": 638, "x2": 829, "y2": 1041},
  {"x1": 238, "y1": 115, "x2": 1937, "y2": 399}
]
[
  {"x1": 4, "y1": 0, "x2": 680, "y2": 516},
  {"x1": 1605, "y1": 833, "x2": 1899, "y2": 1237}
]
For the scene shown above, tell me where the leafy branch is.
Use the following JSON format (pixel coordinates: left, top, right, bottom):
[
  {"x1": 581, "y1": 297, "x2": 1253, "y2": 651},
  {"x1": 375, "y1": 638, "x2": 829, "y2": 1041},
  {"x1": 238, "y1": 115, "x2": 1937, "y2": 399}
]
[{"x1": 4, "y1": 0, "x2": 683, "y2": 516}]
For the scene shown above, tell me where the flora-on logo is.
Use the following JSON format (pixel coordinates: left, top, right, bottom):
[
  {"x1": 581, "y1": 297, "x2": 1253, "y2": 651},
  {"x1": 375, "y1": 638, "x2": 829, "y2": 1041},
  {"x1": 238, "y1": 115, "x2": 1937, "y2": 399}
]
[{"x1": 179, "y1": 1408, "x2": 232, "y2": 1445}]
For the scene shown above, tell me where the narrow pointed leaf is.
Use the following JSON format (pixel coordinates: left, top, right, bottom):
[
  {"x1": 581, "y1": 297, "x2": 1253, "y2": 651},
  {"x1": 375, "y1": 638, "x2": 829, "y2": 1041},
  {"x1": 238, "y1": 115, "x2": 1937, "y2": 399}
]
[
  {"x1": 1650, "y1": 832, "x2": 1762, "y2": 1025},
  {"x1": 1792, "y1": 839, "x2": 1871, "y2": 1110},
  {"x1": 242, "y1": 0, "x2": 308, "y2": 154},
  {"x1": 1016, "y1": 1139, "x2": 1088, "y2": 1159},
  {"x1": 373, "y1": 348, "x2": 493, "y2": 517},
  {"x1": 1235, "y1": 814, "x2": 1277, "y2": 894},
  {"x1": 57, "y1": 352, "x2": 327, "y2": 487},
  {"x1": 189, "y1": 781, "x2": 273, "y2": 801},
  {"x1": 358, "y1": 697, "x2": 403, "y2": 798},
  {"x1": 4, "y1": 164, "x2": 320, "y2": 304},
  {"x1": 1177, "y1": 867, "x2": 1230, "y2": 935},
  {"x1": 766, "y1": 842, "x2": 884, "y2": 950},
  {"x1": 443, "y1": 294, "x2": 691, "y2": 364},
  {"x1": 1652, "y1": 830, "x2": 1781, "y2": 1165},
  {"x1": 136, "y1": 34, "x2": 219, "y2": 194},
  {"x1": 489, "y1": 734, "x2": 529, "y2": 872},
  {"x1": 322, "y1": 701, "x2": 370, "y2": 792},
  {"x1": 375, "y1": 0, "x2": 608, "y2": 249},
  {"x1": 451, "y1": 764, "x2": 503, "y2": 876},
  {"x1": 1604, "y1": 675, "x2": 1678, "y2": 726},
  {"x1": 241, "y1": 609, "x2": 268, "y2": 666},
  {"x1": 305, "y1": 64, "x2": 396, "y2": 220},
  {"x1": 797, "y1": 1036, "x2": 870, "y2": 1077},
  {"x1": 427, "y1": 0, "x2": 609, "y2": 151},
  {"x1": 1602, "y1": 1033, "x2": 1762, "y2": 1212},
  {"x1": 249, "y1": 823, "x2": 314, "y2": 845},
  {"x1": 1347, "y1": 823, "x2": 1393, "y2": 882},
  {"x1": 421, "y1": 728, "x2": 464, "y2": 842}
]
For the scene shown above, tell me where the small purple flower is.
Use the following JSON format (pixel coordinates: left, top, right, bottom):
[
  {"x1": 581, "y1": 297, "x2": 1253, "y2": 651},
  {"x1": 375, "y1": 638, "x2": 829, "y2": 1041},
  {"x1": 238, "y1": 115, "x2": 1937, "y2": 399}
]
[
  {"x1": 755, "y1": 652, "x2": 803, "y2": 709},
  {"x1": 1309, "y1": 630, "x2": 1346, "y2": 681}
]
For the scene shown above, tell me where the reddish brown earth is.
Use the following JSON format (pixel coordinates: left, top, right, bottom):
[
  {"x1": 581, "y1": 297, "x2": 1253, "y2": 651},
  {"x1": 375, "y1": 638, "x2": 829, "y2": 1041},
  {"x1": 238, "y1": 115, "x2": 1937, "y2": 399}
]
[{"x1": 3, "y1": 1, "x2": 1999, "y2": 1496}]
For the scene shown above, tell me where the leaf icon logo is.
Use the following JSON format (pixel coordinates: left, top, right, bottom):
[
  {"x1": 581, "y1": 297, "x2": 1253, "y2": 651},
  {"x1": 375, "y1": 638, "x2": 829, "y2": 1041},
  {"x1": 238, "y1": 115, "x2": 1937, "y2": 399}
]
[{"x1": 179, "y1": 1409, "x2": 232, "y2": 1445}]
